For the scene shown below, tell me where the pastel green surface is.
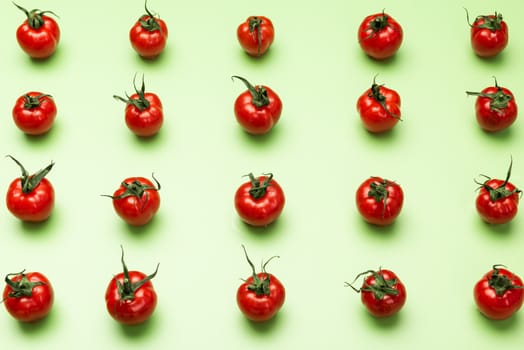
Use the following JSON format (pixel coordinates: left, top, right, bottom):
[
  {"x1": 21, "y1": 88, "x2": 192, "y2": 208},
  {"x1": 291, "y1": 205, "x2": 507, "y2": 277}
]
[{"x1": 0, "y1": 0, "x2": 523, "y2": 348}]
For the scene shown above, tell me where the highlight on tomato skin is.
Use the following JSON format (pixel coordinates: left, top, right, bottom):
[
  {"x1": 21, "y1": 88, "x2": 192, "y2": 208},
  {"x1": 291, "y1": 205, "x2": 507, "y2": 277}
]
[
  {"x1": 237, "y1": 16, "x2": 275, "y2": 57},
  {"x1": 129, "y1": 0, "x2": 168, "y2": 59},
  {"x1": 465, "y1": 9, "x2": 509, "y2": 58},
  {"x1": 12, "y1": 92, "x2": 57, "y2": 135},
  {"x1": 357, "y1": 11, "x2": 403, "y2": 60},
  {"x1": 355, "y1": 176, "x2": 404, "y2": 226}
]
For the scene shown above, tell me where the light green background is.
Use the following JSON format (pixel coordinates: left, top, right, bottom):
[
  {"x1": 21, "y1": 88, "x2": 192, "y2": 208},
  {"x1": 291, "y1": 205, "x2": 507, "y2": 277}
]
[{"x1": 0, "y1": 0, "x2": 523, "y2": 348}]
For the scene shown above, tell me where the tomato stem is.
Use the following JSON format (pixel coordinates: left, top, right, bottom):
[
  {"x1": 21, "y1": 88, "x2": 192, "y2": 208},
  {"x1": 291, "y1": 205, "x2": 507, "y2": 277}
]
[
  {"x1": 4, "y1": 270, "x2": 45, "y2": 298},
  {"x1": 6, "y1": 155, "x2": 54, "y2": 194},
  {"x1": 368, "y1": 178, "x2": 391, "y2": 218},
  {"x1": 465, "y1": 8, "x2": 504, "y2": 31},
  {"x1": 23, "y1": 94, "x2": 53, "y2": 109},
  {"x1": 139, "y1": 0, "x2": 161, "y2": 32},
  {"x1": 489, "y1": 265, "x2": 524, "y2": 296},
  {"x1": 116, "y1": 246, "x2": 159, "y2": 301},
  {"x1": 241, "y1": 245, "x2": 279, "y2": 296},
  {"x1": 244, "y1": 172, "x2": 273, "y2": 199},
  {"x1": 345, "y1": 268, "x2": 399, "y2": 300},
  {"x1": 113, "y1": 74, "x2": 151, "y2": 110},
  {"x1": 475, "y1": 158, "x2": 521, "y2": 201},
  {"x1": 466, "y1": 77, "x2": 512, "y2": 112},
  {"x1": 232, "y1": 76, "x2": 270, "y2": 108},
  {"x1": 248, "y1": 16, "x2": 263, "y2": 55},
  {"x1": 13, "y1": 2, "x2": 59, "y2": 29},
  {"x1": 368, "y1": 76, "x2": 401, "y2": 120}
]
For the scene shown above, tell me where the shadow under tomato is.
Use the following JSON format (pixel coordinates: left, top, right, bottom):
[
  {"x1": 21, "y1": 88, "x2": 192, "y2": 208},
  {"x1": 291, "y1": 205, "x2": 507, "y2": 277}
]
[
  {"x1": 474, "y1": 307, "x2": 520, "y2": 332},
  {"x1": 356, "y1": 216, "x2": 400, "y2": 241},
  {"x1": 22, "y1": 125, "x2": 58, "y2": 146},
  {"x1": 477, "y1": 217, "x2": 515, "y2": 238},
  {"x1": 242, "y1": 311, "x2": 282, "y2": 334},
  {"x1": 472, "y1": 50, "x2": 507, "y2": 67},
  {"x1": 123, "y1": 214, "x2": 163, "y2": 239},
  {"x1": 20, "y1": 213, "x2": 58, "y2": 237},
  {"x1": 133, "y1": 47, "x2": 170, "y2": 68},
  {"x1": 118, "y1": 314, "x2": 158, "y2": 340},
  {"x1": 476, "y1": 125, "x2": 515, "y2": 141},
  {"x1": 237, "y1": 216, "x2": 285, "y2": 242},
  {"x1": 363, "y1": 308, "x2": 403, "y2": 330},
  {"x1": 237, "y1": 124, "x2": 282, "y2": 148},
  {"x1": 17, "y1": 309, "x2": 57, "y2": 335},
  {"x1": 239, "y1": 46, "x2": 275, "y2": 66},
  {"x1": 27, "y1": 47, "x2": 64, "y2": 68}
]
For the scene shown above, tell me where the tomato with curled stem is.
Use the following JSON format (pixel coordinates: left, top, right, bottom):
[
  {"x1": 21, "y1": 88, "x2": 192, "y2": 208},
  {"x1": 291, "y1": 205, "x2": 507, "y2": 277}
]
[
  {"x1": 12, "y1": 91, "x2": 57, "y2": 135},
  {"x1": 129, "y1": 0, "x2": 168, "y2": 59},
  {"x1": 357, "y1": 76, "x2": 401, "y2": 133},
  {"x1": 105, "y1": 247, "x2": 159, "y2": 325},
  {"x1": 3, "y1": 270, "x2": 54, "y2": 322},
  {"x1": 237, "y1": 16, "x2": 274, "y2": 57},
  {"x1": 5, "y1": 155, "x2": 55, "y2": 223},
  {"x1": 237, "y1": 245, "x2": 285, "y2": 322},
  {"x1": 234, "y1": 172, "x2": 285, "y2": 227},
  {"x1": 465, "y1": 10, "x2": 508, "y2": 58},
  {"x1": 474, "y1": 265, "x2": 523, "y2": 320},
  {"x1": 355, "y1": 176, "x2": 404, "y2": 226},
  {"x1": 466, "y1": 78, "x2": 517, "y2": 132},
  {"x1": 475, "y1": 160, "x2": 520, "y2": 225},
  {"x1": 357, "y1": 11, "x2": 403, "y2": 60},
  {"x1": 103, "y1": 175, "x2": 161, "y2": 226}
]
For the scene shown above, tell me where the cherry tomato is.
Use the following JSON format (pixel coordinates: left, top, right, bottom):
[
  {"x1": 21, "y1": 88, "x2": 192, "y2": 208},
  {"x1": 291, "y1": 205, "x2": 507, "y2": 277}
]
[
  {"x1": 232, "y1": 76, "x2": 282, "y2": 135},
  {"x1": 475, "y1": 160, "x2": 520, "y2": 225},
  {"x1": 466, "y1": 10, "x2": 508, "y2": 58},
  {"x1": 3, "y1": 270, "x2": 54, "y2": 322},
  {"x1": 105, "y1": 247, "x2": 159, "y2": 325},
  {"x1": 114, "y1": 75, "x2": 164, "y2": 137},
  {"x1": 357, "y1": 76, "x2": 401, "y2": 133},
  {"x1": 357, "y1": 11, "x2": 403, "y2": 60},
  {"x1": 356, "y1": 176, "x2": 404, "y2": 226},
  {"x1": 346, "y1": 268, "x2": 407, "y2": 318},
  {"x1": 234, "y1": 173, "x2": 285, "y2": 227},
  {"x1": 14, "y1": 2, "x2": 60, "y2": 59},
  {"x1": 466, "y1": 78, "x2": 517, "y2": 132},
  {"x1": 237, "y1": 245, "x2": 285, "y2": 322},
  {"x1": 12, "y1": 92, "x2": 57, "y2": 135},
  {"x1": 103, "y1": 175, "x2": 160, "y2": 227},
  {"x1": 129, "y1": 1, "x2": 168, "y2": 59},
  {"x1": 237, "y1": 16, "x2": 275, "y2": 57},
  {"x1": 6, "y1": 155, "x2": 55, "y2": 223},
  {"x1": 474, "y1": 265, "x2": 523, "y2": 320}
]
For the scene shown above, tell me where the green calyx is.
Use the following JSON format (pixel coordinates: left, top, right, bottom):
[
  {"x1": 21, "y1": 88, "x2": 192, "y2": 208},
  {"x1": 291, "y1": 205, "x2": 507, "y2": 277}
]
[
  {"x1": 232, "y1": 76, "x2": 270, "y2": 108},
  {"x1": 368, "y1": 76, "x2": 400, "y2": 120},
  {"x1": 346, "y1": 269, "x2": 399, "y2": 300},
  {"x1": 5, "y1": 270, "x2": 45, "y2": 298},
  {"x1": 13, "y1": 2, "x2": 58, "y2": 29},
  {"x1": 102, "y1": 174, "x2": 160, "y2": 212},
  {"x1": 475, "y1": 12, "x2": 504, "y2": 31},
  {"x1": 241, "y1": 245, "x2": 279, "y2": 297},
  {"x1": 244, "y1": 172, "x2": 273, "y2": 199},
  {"x1": 489, "y1": 265, "x2": 523, "y2": 296},
  {"x1": 139, "y1": 0, "x2": 161, "y2": 32},
  {"x1": 248, "y1": 16, "x2": 263, "y2": 55},
  {"x1": 466, "y1": 77, "x2": 512, "y2": 112},
  {"x1": 369, "y1": 12, "x2": 389, "y2": 32},
  {"x1": 23, "y1": 94, "x2": 52, "y2": 109},
  {"x1": 113, "y1": 74, "x2": 151, "y2": 110},
  {"x1": 7, "y1": 155, "x2": 54, "y2": 194},
  {"x1": 368, "y1": 178, "x2": 390, "y2": 217},
  {"x1": 116, "y1": 246, "x2": 159, "y2": 301},
  {"x1": 475, "y1": 158, "x2": 521, "y2": 202}
]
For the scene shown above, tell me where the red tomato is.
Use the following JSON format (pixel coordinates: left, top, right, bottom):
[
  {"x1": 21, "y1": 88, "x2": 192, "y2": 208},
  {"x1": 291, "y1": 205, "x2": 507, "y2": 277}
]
[
  {"x1": 114, "y1": 75, "x2": 163, "y2": 137},
  {"x1": 475, "y1": 160, "x2": 520, "y2": 225},
  {"x1": 3, "y1": 271, "x2": 54, "y2": 322},
  {"x1": 6, "y1": 155, "x2": 55, "y2": 222},
  {"x1": 466, "y1": 10, "x2": 508, "y2": 58},
  {"x1": 358, "y1": 11, "x2": 403, "y2": 60},
  {"x1": 12, "y1": 92, "x2": 57, "y2": 135},
  {"x1": 347, "y1": 268, "x2": 406, "y2": 318},
  {"x1": 357, "y1": 77, "x2": 401, "y2": 133},
  {"x1": 474, "y1": 265, "x2": 523, "y2": 320},
  {"x1": 129, "y1": 1, "x2": 168, "y2": 59},
  {"x1": 234, "y1": 173, "x2": 285, "y2": 227},
  {"x1": 466, "y1": 78, "x2": 517, "y2": 132},
  {"x1": 232, "y1": 76, "x2": 282, "y2": 135},
  {"x1": 237, "y1": 16, "x2": 275, "y2": 57},
  {"x1": 237, "y1": 245, "x2": 285, "y2": 322},
  {"x1": 14, "y1": 3, "x2": 60, "y2": 59},
  {"x1": 356, "y1": 176, "x2": 404, "y2": 226},
  {"x1": 104, "y1": 175, "x2": 161, "y2": 226},
  {"x1": 105, "y1": 247, "x2": 159, "y2": 325}
]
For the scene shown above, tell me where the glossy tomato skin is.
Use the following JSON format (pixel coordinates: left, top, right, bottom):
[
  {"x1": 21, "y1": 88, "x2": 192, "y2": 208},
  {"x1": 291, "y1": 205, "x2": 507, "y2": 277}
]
[
  {"x1": 234, "y1": 85, "x2": 282, "y2": 135},
  {"x1": 234, "y1": 174, "x2": 285, "y2": 227},
  {"x1": 474, "y1": 267, "x2": 523, "y2": 320},
  {"x1": 473, "y1": 86, "x2": 517, "y2": 132},
  {"x1": 470, "y1": 14, "x2": 508, "y2": 58},
  {"x1": 237, "y1": 16, "x2": 275, "y2": 57},
  {"x1": 358, "y1": 12, "x2": 403, "y2": 60},
  {"x1": 3, "y1": 272, "x2": 54, "y2": 322},
  {"x1": 6, "y1": 178, "x2": 54, "y2": 222},
  {"x1": 360, "y1": 269, "x2": 406, "y2": 318},
  {"x1": 237, "y1": 272, "x2": 285, "y2": 322},
  {"x1": 124, "y1": 92, "x2": 163, "y2": 137},
  {"x1": 130, "y1": 15, "x2": 168, "y2": 59},
  {"x1": 12, "y1": 92, "x2": 57, "y2": 135},
  {"x1": 16, "y1": 14, "x2": 60, "y2": 59},
  {"x1": 111, "y1": 177, "x2": 161, "y2": 226},
  {"x1": 357, "y1": 81, "x2": 401, "y2": 133},
  {"x1": 476, "y1": 178, "x2": 519, "y2": 224},
  {"x1": 356, "y1": 177, "x2": 404, "y2": 226}
]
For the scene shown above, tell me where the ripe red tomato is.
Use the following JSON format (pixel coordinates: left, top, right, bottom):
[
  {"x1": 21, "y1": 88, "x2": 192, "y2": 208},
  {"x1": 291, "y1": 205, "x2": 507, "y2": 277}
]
[
  {"x1": 234, "y1": 173, "x2": 285, "y2": 227},
  {"x1": 105, "y1": 247, "x2": 159, "y2": 325},
  {"x1": 357, "y1": 77, "x2": 401, "y2": 133},
  {"x1": 466, "y1": 78, "x2": 517, "y2": 132},
  {"x1": 347, "y1": 268, "x2": 406, "y2": 318},
  {"x1": 6, "y1": 155, "x2": 55, "y2": 222},
  {"x1": 357, "y1": 11, "x2": 403, "y2": 60},
  {"x1": 466, "y1": 10, "x2": 508, "y2": 58},
  {"x1": 474, "y1": 265, "x2": 523, "y2": 320},
  {"x1": 3, "y1": 271, "x2": 54, "y2": 322},
  {"x1": 12, "y1": 92, "x2": 57, "y2": 135},
  {"x1": 14, "y1": 3, "x2": 60, "y2": 59},
  {"x1": 475, "y1": 161, "x2": 520, "y2": 224},
  {"x1": 237, "y1": 245, "x2": 285, "y2": 322},
  {"x1": 237, "y1": 16, "x2": 274, "y2": 57},
  {"x1": 114, "y1": 75, "x2": 163, "y2": 137},
  {"x1": 232, "y1": 76, "x2": 282, "y2": 135},
  {"x1": 356, "y1": 176, "x2": 404, "y2": 226},
  {"x1": 129, "y1": 1, "x2": 168, "y2": 59}
]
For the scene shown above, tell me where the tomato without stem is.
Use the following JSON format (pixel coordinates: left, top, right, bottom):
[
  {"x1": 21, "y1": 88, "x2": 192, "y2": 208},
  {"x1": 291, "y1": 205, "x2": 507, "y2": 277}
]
[
  {"x1": 105, "y1": 247, "x2": 159, "y2": 325},
  {"x1": 3, "y1": 271, "x2": 54, "y2": 322},
  {"x1": 356, "y1": 176, "x2": 404, "y2": 226},
  {"x1": 466, "y1": 10, "x2": 508, "y2": 58},
  {"x1": 237, "y1": 16, "x2": 274, "y2": 57},
  {"x1": 12, "y1": 92, "x2": 57, "y2": 135},
  {"x1": 234, "y1": 173, "x2": 285, "y2": 227},
  {"x1": 6, "y1": 155, "x2": 55, "y2": 222},
  {"x1": 358, "y1": 11, "x2": 403, "y2": 60},
  {"x1": 14, "y1": 2, "x2": 60, "y2": 59},
  {"x1": 237, "y1": 245, "x2": 285, "y2": 322},
  {"x1": 357, "y1": 77, "x2": 401, "y2": 133},
  {"x1": 474, "y1": 265, "x2": 523, "y2": 320},
  {"x1": 129, "y1": 0, "x2": 168, "y2": 59},
  {"x1": 347, "y1": 268, "x2": 406, "y2": 318}
]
